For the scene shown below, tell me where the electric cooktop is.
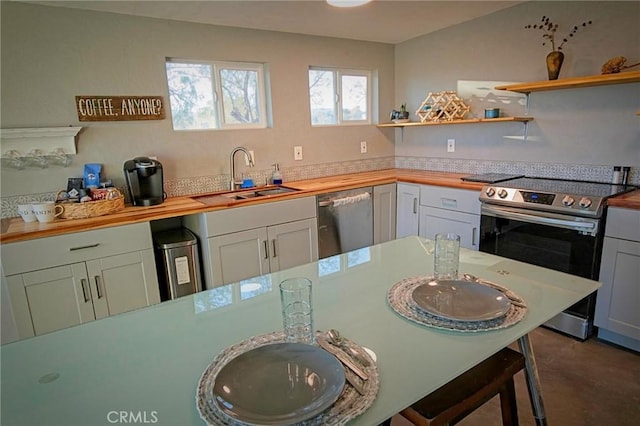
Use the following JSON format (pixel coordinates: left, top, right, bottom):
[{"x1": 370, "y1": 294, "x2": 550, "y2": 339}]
[{"x1": 461, "y1": 173, "x2": 524, "y2": 184}]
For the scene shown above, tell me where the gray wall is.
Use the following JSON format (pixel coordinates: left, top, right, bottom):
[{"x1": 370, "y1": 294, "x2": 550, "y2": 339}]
[
  {"x1": 1, "y1": 1, "x2": 639, "y2": 202},
  {"x1": 0, "y1": 2, "x2": 395, "y2": 197},
  {"x1": 394, "y1": 1, "x2": 639, "y2": 168}
]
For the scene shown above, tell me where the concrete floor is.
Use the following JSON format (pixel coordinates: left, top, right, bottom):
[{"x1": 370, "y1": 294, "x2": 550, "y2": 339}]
[{"x1": 391, "y1": 327, "x2": 640, "y2": 426}]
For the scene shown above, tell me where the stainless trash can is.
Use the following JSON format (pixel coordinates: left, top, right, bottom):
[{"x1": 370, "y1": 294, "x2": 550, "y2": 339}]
[{"x1": 154, "y1": 228, "x2": 202, "y2": 300}]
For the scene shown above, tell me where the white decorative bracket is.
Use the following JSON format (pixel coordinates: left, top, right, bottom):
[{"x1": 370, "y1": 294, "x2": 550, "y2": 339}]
[{"x1": 1, "y1": 126, "x2": 82, "y2": 169}]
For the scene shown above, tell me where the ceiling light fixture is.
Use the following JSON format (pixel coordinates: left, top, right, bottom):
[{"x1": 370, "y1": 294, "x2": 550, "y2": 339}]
[{"x1": 326, "y1": 0, "x2": 372, "y2": 8}]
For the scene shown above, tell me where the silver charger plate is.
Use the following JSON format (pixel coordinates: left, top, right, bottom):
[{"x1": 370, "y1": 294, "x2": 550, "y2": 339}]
[
  {"x1": 212, "y1": 343, "x2": 345, "y2": 425},
  {"x1": 388, "y1": 276, "x2": 527, "y2": 332},
  {"x1": 197, "y1": 331, "x2": 380, "y2": 426},
  {"x1": 411, "y1": 279, "x2": 511, "y2": 322}
]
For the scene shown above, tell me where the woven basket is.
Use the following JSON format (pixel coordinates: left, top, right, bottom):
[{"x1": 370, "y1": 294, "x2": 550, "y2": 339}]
[{"x1": 57, "y1": 188, "x2": 125, "y2": 219}]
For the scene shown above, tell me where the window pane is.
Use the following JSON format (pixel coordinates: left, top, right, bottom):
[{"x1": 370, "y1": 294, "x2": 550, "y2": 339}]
[
  {"x1": 220, "y1": 68, "x2": 261, "y2": 124},
  {"x1": 309, "y1": 70, "x2": 336, "y2": 125},
  {"x1": 165, "y1": 62, "x2": 217, "y2": 130},
  {"x1": 341, "y1": 74, "x2": 368, "y2": 121}
]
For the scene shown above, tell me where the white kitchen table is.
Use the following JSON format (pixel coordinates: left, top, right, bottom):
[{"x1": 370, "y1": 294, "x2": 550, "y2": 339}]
[{"x1": 0, "y1": 236, "x2": 599, "y2": 425}]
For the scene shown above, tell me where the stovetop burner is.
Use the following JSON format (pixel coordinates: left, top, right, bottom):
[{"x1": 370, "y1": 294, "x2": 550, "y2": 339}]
[{"x1": 480, "y1": 177, "x2": 636, "y2": 218}]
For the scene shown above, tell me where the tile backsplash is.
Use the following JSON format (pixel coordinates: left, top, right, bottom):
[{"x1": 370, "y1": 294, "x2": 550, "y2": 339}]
[
  {"x1": 2, "y1": 156, "x2": 636, "y2": 218},
  {"x1": 394, "y1": 157, "x2": 638, "y2": 184}
]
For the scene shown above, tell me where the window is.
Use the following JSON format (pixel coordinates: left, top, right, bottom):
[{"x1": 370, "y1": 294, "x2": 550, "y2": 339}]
[
  {"x1": 308, "y1": 67, "x2": 371, "y2": 126},
  {"x1": 165, "y1": 59, "x2": 268, "y2": 130}
]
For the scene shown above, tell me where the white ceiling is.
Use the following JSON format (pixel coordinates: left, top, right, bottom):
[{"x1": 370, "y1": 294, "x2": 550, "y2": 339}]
[{"x1": 24, "y1": 1, "x2": 523, "y2": 44}]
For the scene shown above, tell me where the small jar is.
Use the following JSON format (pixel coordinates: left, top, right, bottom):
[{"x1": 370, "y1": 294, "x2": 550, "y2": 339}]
[{"x1": 484, "y1": 108, "x2": 500, "y2": 119}]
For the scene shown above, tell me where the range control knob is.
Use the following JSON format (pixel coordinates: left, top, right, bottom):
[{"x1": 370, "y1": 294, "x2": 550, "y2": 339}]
[
  {"x1": 562, "y1": 195, "x2": 575, "y2": 206},
  {"x1": 578, "y1": 197, "x2": 592, "y2": 208},
  {"x1": 497, "y1": 189, "x2": 509, "y2": 199},
  {"x1": 485, "y1": 187, "x2": 496, "y2": 197}
]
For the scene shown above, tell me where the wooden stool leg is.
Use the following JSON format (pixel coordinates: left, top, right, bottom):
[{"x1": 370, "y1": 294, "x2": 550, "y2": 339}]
[{"x1": 499, "y1": 378, "x2": 519, "y2": 426}]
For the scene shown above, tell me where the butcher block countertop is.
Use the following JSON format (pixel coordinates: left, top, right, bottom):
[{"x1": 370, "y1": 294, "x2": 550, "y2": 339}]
[
  {"x1": 1, "y1": 168, "x2": 637, "y2": 244},
  {"x1": 606, "y1": 189, "x2": 640, "y2": 210}
]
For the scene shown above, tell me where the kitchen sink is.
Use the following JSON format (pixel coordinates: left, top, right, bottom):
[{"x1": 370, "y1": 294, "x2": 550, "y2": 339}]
[
  {"x1": 224, "y1": 186, "x2": 300, "y2": 199},
  {"x1": 256, "y1": 187, "x2": 299, "y2": 196},
  {"x1": 222, "y1": 191, "x2": 261, "y2": 200},
  {"x1": 193, "y1": 186, "x2": 300, "y2": 205}
]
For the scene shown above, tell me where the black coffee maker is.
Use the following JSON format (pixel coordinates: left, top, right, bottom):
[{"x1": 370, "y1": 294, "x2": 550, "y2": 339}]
[{"x1": 123, "y1": 157, "x2": 166, "y2": 206}]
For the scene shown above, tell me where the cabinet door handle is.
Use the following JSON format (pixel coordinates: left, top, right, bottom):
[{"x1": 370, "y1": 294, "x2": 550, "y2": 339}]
[
  {"x1": 413, "y1": 198, "x2": 418, "y2": 214},
  {"x1": 69, "y1": 243, "x2": 100, "y2": 251},
  {"x1": 263, "y1": 240, "x2": 269, "y2": 259},
  {"x1": 472, "y1": 227, "x2": 478, "y2": 246},
  {"x1": 94, "y1": 276, "x2": 103, "y2": 299},
  {"x1": 272, "y1": 239, "x2": 277, "y2": 258},
  {"x1": 81, "y1": 279, "x2": 90, "y2": 303}
]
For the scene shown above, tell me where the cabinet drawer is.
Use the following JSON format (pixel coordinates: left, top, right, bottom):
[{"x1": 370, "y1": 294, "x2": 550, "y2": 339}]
[
  {"x1": 419, "y1": 186, "x2": 481, "y2": 214},
  {"x1": 605, "y1": 207, "x2": 640, "y2": 241},
  {"x1": 2, "y1": 223, "x2": 153, "y2": 276},
  {"x1": 192, "y1": 196, "x2": 316, "y2": 237}
]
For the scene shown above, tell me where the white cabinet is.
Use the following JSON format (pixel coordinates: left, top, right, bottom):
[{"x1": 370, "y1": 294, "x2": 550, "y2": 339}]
[
  {"x1": 418, "y1": 185, "x2": 480, "y2": 250},
  {"x1": 374, "y1": 183, "x2": 397, "y2": 244},
  {"x1": 208, "y1": 218, "x2": 317, "y2": 285},
  {"x1": 185, "y1": 197, "x2": 318, "y2": 288},
  {"x1": 2, "y1": 223, "x2": 160, "y2": 341},
  {"x1": 209, "y1": 228, "x2": 268, "y2": 285},
  {"x1": 396, "y1": 183, "x2": 420, "y2": 238},
  {"x1": 268, "y1": 218, "x2": 318, "y2": 272},
  {"x1": 7, "y1": 264, "x2": 94, "y2": 337},
  {"x1": 595, "y1": 207, "x2": 640, "y2": 351}
]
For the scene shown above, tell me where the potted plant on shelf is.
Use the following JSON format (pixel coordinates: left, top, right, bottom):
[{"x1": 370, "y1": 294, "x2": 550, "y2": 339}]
[{"x1": 390, "y1": 103, "x2": 410, "y2": 123}]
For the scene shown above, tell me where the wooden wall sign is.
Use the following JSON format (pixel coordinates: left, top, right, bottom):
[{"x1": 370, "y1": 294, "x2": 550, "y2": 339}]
[{"x1": 75, "y1": 96, "x2": 165, "y2": 122}]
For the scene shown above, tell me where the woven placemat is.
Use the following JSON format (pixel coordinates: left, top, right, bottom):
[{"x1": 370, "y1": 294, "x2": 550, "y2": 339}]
[
  {"x1": 388, "y1": 276, "x2": 527, "y2": 332},
  {"x1": 196, "y1": 331, "x2": 379, "y2": 425}
]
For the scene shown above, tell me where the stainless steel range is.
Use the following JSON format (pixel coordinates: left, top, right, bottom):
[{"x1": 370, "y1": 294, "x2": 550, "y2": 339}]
[{"x1": 478, "y1": 177, "x2": 636, "y2": 340}]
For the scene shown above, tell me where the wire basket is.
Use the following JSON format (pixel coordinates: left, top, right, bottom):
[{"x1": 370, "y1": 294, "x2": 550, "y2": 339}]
[{"x1": 56, "y1": 188, "x2": 125, "y2": 219}]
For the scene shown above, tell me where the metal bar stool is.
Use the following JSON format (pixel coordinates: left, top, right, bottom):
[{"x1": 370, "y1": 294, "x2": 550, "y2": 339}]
[{"x1": 399, "y1": 347, "x2": 526, "y2": 426}]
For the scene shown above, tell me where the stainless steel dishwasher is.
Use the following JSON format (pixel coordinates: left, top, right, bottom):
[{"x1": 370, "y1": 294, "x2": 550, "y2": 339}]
[{"x1": 317, "y1": 187, "x2": 373, "y2": 259}]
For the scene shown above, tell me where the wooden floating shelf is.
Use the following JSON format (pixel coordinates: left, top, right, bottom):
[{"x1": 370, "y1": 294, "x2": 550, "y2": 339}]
[
  {"x1": 377, "y1": 116, "x2": 533, "y2": 128},
  {"x1": 495, "y1": 71, "x2": 640, "y2": 94}
]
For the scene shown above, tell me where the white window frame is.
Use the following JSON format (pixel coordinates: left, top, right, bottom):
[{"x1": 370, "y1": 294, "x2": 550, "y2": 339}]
[
  {"x1": 165, "y1": 58, "x2": 268, "y2": 131},
  {"x1": 308, "y1": 66, "x2": 372, "y2": 126}
]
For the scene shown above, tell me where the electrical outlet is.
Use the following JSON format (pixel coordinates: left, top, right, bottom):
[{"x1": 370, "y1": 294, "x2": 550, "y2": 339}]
[
  {"x1": 294, "y1": 146, "x2": 303, "y2": 161},
  {"x1": 360, "y1": 141, "x2": 367, "y2": 153},
  {"x1": 447, "y1": 139, "x2": 455, "y2": 153},
  {"x1": 246, "y1": 150, "x2": 255, "y2": 166}
]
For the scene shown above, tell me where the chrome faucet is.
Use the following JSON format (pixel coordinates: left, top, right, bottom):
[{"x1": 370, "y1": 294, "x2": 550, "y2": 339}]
[{"x1": 229, "y1": 146, "x2": 255, "y2": 190}]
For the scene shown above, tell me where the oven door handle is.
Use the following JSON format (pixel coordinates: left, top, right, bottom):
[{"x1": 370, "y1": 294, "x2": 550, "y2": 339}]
[{"x1": 481, "y1": 205, "x2": 599, "y2": 235}]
